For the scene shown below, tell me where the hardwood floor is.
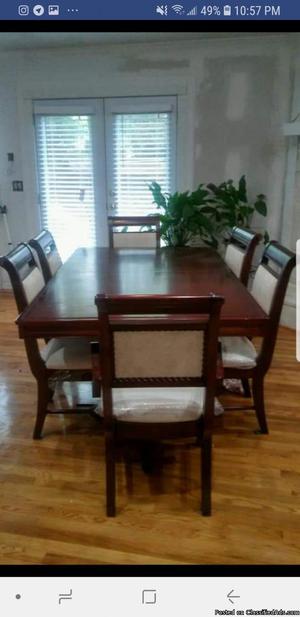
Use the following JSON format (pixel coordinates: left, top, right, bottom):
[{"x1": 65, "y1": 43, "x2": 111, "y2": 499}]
[{"x1": 0, "y1": 291, "x2": 299, "y2": 564}]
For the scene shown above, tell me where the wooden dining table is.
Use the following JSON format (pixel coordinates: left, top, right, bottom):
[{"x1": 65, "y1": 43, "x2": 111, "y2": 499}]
[{"x1": 16, "y1": 246, "x2": 269, "y2": 339}]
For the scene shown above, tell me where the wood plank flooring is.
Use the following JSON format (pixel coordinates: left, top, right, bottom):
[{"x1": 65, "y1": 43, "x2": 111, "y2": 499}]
[{"x1": 0, "y1": 291, "x2": 299, "y2": 564}]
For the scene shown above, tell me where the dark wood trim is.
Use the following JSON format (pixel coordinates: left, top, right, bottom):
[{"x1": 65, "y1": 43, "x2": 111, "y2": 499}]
[
  {"x1": 96, "y1": 293, "x2": 221, "y2": 315},
  {"x1": 16, "y1": 316, "x2": 268, "y2": 340},
  {"x1": 15, "y1": 246, "x2": 270, "y2": 340}
]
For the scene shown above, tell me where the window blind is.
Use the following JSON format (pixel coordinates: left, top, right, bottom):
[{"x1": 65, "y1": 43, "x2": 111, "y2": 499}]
[
  {"x1": 35, "y1": 114, "x2": 96, "y2": 260},
  {"x1": 110, "y1": 111, "x2": 174, "y2": 216}
]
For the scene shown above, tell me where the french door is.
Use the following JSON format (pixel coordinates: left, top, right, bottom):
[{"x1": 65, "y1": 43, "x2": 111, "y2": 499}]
[{"x1": 34, "y1": 97, "x2": 177, "y2": 259}]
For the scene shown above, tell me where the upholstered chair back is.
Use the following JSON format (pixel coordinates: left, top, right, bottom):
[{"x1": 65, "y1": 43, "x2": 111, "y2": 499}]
[
  {"x1": 251, "y1": 265, "x2": 278, "y2": 315},
  {"x1": 224, "y1": 243, "x2": 245, "y2": 279},
  {"x1": 251, "y1": 242, "x2": 295, "y2": 316},
  {"x1": 251, "y1": 241, "x2": 295, "y2": 371},
  {"x1": 113, "y1": 330, "x2": 204, "y2": 379},
  {"x1": 0, "y1": 243, "x2": 44, "y2": 313},
  {"x1": 112, "y1": 231, "x2": 158, "y2": 249},
  {"x1": 108, "y1": 215, "x2": 160, "y2": 249},
  {"x1": 95, "y1": 294, "x2": 224, "y2": 428},
  {"x1": 224, "y1": 226, "x2": 261, "y2": 287},
  {"x1": 29, "y1": 230, "x2": 62, "y2": 283}
]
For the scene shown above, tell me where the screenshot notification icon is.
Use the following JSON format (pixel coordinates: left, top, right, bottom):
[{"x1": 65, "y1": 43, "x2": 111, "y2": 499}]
[{"x1": 48, "y1": 4, "x2": 59, "y2": 14}]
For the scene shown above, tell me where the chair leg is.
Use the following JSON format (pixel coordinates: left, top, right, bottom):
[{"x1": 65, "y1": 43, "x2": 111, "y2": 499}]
[
  {"x1": 105, "y1": 431, "x2": 116, "y2": 517},
  {"x1": 141, "y1": 441, "x2": 158, "y2": 475},
  {"x1": 201, "y1": 437, "x2": 212, "y2": 516},
  {"x1": 92, "y1": 380, "x2": 101, "y2": 398},
  {"x1": 252, "y1": 376, "x2": 269, "y2": 434},
  {"x1": 33, "y1": 380, "x2": 50, "y2": 439},
  {"x1": 241, "y1": 378, "x2": 251, "y2": 398},
  {"x1": 48, "y1": 385, "x2": 55, "y2": 402}
]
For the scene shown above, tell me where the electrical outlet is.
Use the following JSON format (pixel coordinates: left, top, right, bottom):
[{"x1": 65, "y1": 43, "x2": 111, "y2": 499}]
[{"x1": 12, "y1": 181, "x2": 23, "y2": 191}]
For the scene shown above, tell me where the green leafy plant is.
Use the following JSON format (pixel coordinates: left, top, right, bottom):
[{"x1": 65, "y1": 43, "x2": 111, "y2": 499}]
[
  {"x1": 149, "y1": 181, "x2": 218, "y2": 247},
  {"x1": 149, "y1": 176, "x2": 269, "y2": 248},
  {"x1": 207, "y1": 175, "x2": 269, "y2": 244}
]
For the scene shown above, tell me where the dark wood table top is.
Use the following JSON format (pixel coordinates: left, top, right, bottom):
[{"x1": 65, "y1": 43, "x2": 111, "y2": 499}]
[{"x1": 16, "y1": 246, "x2": 269, "y2": 338}]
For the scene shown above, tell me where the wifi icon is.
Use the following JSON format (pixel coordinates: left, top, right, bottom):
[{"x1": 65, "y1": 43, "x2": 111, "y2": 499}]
[{"x1": 172, "y1": 4, "x2": 185, "y2": 13}]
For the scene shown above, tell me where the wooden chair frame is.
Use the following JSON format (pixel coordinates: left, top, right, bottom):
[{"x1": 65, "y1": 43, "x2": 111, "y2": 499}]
[
  {"x1": 225, "y1": 226, "x2": 261, "y2": 286},
  {"x1": 95, "y1": 293, "x2": 224, "y2": 517},
  {"x1": 222, "y1": 241, "x2": 296, "y2": 434},
  {"x1": 108, "y1": 215, "x2": 161, "y2": 249},
  {"x1": 29, "y1": 229, "x2": 62, "y2": 284},
  {"x1": 0, "y1": 243, "x2": 96, "y2": 439}
]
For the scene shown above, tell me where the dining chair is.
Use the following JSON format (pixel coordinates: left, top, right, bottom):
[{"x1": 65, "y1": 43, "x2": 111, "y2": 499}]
[
  {"x1": 0, "y1": 243, "x2": 97, "y2": 439},
  {"x1": 224, "y1": 226, "x2": 261, "y2": 287},
  {"x1": 108, "y1": 215, "x2": 160, "y2": 249},
  {"x1": 29, "y1": 229, "x2": 62, "y2": 283},
  {"x1": 223, "y1": 227, "x2": 261, "y2": 397},
  {"x1": 94, "y1": 293, "x2": 224, "y2": 517},
  {"x1": 220, "y1": 241, "x2": 296, "y2": 434}
]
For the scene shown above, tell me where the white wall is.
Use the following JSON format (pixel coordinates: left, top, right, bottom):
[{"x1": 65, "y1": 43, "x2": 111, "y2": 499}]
[
  {"x1": 279, "y1": 54, "x2": 300, "y2": 327},
  {"x1": 0, "y1": 33, "x2": 299, "y2": 310}
]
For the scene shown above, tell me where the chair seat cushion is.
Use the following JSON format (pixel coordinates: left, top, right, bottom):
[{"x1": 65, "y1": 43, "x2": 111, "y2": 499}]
[
  {"x1": 99, "y1": 387, "x2": 207, "y2": 423},
  {"x1": 220, "y1": 336, "x2": 257, "y2": 369},
  {"x1": 41, "y1": 337, "x2": 91, "y2": 370}
]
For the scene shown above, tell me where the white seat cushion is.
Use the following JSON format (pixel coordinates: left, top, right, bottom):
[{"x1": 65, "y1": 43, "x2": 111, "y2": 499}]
[
  {"x1": 40, "y1": 337, "x2": 91, "y2": 370},
  {"x1": 220, "y1": 336, "x2": 257, "y2": 369},
  {"x1": 98, "y1": 387, "x2": 223, "y2": 423}
]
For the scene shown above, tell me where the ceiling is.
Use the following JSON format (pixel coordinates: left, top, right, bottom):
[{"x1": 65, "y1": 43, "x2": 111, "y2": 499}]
[{"x1": 0, "y1": 32, "x2": 289, "y2": 51}]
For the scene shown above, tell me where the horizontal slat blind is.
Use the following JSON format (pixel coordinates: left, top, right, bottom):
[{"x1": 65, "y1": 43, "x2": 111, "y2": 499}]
[
  {"x1": 110, "y1": 111, "x2": 173, "y2": 216},
  {"x1": 35, "y1": 114, "x2": 96, "y2": 260}
]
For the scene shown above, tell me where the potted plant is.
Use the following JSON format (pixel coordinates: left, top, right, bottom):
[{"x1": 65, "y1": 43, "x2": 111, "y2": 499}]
[
  {"x1": 148, "y1": 181, "x2": 218, "y2": 247},
  {"x1": 206, "y1": 175, "x2": 269, "y2": 246},
  {"x1": 149, "y1": 176, "x2": 268, "y2": 249}
]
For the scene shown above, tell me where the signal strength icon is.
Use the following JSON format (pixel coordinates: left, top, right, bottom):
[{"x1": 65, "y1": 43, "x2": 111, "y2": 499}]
[
  {"x1": 172, "y1": 4, "x2": 185, "y2": 13},
  {"x1": 187, "y1": 5, "x2": 197, "y2": 14}
]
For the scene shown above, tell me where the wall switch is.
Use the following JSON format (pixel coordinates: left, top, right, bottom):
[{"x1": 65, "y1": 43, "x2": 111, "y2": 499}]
[
  {"x1": 12, "y1": 181, "x2": 23, "y2": 191},
  {"x1": 7, "y1": 153, "x2": 14, "y2": 162}
]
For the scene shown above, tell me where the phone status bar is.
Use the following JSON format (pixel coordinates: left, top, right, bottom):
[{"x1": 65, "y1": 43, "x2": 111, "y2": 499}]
[{"x1": 0, "y1": 0, "x2": 295, "y2": 20}]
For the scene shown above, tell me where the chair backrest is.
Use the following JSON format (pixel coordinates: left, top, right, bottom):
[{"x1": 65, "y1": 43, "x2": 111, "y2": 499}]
[
  {"x1": 29, "y1": 230, "x2": 62, "y2": 283},
  {"x1": 95, "y1": 294, "x2": 224, "y2": 429},
  {"x1": 224, "y1": 226, "x2": 261, "y2": 286},
  {"x1": 108, "y1": 215, "x2": 160, "y2": 249},
  {"x1": 251, "y1": 241, "x2": 296, "y2": 371},
  {"x1": 0, "y1": 243, "x2": 46, "y2": 378},
  {"x1": 0, "y1": 243, "x2": 45, "y2": 313}
]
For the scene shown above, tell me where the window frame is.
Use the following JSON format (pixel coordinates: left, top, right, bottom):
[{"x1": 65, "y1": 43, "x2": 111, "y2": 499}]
[
  {"x1": 104, "y1": 96, "x2": 177, "y2": 217},
  {"x1": 33, "y1": 96, "x2": 177, "y2": 252},
  {"x1": 33, "y1": 98, "x2": 107, "y2": 251}
]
